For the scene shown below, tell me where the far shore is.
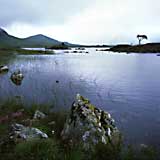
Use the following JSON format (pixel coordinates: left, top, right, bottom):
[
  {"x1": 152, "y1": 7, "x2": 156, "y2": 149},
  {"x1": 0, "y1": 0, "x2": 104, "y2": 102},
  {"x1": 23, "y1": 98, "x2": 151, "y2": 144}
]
[
  {"x1": 2, "y1": 43, "x2": 160, "y2": 55},
  {"x1": 0, "y1": 48, "x2": 54, "y2": 55},
  {"x1": 102, "y1": 43, "x2": 160, "y2": 53}
]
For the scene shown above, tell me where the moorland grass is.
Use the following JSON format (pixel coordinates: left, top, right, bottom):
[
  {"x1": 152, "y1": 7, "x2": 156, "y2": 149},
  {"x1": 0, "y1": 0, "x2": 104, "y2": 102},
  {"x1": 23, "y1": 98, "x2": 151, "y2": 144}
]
[{"x1": 0, "y1": 100, "x2": 159, "y2": 160}]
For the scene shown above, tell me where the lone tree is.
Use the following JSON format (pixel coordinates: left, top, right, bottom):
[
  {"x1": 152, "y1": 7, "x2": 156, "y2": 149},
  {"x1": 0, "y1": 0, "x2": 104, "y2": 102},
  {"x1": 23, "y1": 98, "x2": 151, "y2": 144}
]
[
  {"x1": 61, "y1": 42, "x2": 65, "y2": 46},
  {"x1": 137, "y1": 34, "x2": 148, "y2": 45}
]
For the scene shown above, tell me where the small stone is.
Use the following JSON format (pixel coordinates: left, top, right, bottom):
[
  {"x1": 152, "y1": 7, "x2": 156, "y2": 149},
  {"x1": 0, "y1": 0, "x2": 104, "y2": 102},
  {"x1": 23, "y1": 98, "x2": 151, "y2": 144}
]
[
  {"x1": 10, "y1": 70, "x2": 24, "y2": 85},
  {"x1": 33, "y1": 110, "x2": 46, "y2": 119},
  {"x1": 0, "y1": 65, "x2": 9, "y2": 73},
  {"x1": 140, "y1": 144, "x2": 148, "y2": 148}
]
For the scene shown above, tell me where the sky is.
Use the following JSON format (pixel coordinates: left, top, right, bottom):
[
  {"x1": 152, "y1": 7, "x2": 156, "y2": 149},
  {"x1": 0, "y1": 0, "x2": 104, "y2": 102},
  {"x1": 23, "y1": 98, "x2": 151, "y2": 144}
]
[{"x1": 1, "y1": 0, "x2": 160, "y2": 45}]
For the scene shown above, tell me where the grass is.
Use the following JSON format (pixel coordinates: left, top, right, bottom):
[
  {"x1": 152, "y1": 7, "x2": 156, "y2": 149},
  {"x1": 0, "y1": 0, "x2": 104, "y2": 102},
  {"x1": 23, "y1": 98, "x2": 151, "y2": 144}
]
[
  {"x1": 0, "y1": 48, "x2": 54, "y2": 55},
  {"x1": 121, "y1": 145, "x2": 159, "y2": 160},
  {"x1": 47, "y1": 44, "x2": 69, "y2": 50},
  {"x1": 0, "y1": 100, "x2": 159, "y2": 160},
  {"x1": 14, "y1": 49, "x2": 54, "y2": 55},
  {"x1": 14, "y1": 139, "x2": 60, "y2": 160}
]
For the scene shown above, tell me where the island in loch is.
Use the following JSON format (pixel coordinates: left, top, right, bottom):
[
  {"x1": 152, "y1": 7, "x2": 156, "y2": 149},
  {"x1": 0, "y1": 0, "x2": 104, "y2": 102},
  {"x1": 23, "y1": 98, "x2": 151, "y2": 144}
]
[{"x1": 103, "y1": 43, "x2": 160, "y2": 54}]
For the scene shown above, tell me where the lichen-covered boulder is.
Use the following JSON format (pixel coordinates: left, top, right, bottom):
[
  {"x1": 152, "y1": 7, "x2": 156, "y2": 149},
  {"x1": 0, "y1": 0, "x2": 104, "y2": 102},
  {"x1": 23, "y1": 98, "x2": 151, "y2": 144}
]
[
  {"x1": 10, "y1": 123, "x2": 48, "y2": 142},
  {"x1": 61, "y1": 94, "x2": 120, "y2": 149}
]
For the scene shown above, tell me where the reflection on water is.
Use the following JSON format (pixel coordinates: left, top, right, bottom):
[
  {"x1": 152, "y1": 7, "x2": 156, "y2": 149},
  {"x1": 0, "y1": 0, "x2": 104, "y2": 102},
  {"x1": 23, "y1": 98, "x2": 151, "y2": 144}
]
[{"x1": 0, "y1": 48, "x2": 160, "y2": 147}]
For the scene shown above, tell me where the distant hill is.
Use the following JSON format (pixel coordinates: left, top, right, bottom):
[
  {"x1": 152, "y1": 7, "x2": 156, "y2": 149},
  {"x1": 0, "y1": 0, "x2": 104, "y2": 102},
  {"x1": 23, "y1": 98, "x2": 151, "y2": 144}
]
[
  {"x1": 0, "y1": 28, "x2": 22, "y2": 48},
  {"x1": 22, "y1": 34, "x2": 61, "y2": 48},
  {"x1": 0, "y1": 28, "x2": 75, "y2": 48}
]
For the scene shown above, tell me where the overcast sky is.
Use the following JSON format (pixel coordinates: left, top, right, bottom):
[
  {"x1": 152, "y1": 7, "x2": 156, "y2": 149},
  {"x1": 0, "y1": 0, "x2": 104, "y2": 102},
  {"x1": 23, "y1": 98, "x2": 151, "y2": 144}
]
[{"x1": 1, "y1": 0, "x2": 160, "y2": 44}]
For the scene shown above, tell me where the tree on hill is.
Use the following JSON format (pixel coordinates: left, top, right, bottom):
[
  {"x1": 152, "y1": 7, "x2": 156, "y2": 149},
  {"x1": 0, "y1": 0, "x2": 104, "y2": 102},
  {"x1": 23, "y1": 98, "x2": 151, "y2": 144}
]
[
  {"x1": 137, "y1": 35, "x2": 148, "y2": 45},
  {"x1": 61, "y1": 42, "x2": 65, "y2": 46}
]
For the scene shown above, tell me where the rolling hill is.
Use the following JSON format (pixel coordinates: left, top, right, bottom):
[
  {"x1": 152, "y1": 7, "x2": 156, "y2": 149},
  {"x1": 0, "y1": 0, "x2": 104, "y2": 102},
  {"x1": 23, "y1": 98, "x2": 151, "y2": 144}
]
[{"x1": 0, "y1": 28, "x2": 75, "y2": 48}]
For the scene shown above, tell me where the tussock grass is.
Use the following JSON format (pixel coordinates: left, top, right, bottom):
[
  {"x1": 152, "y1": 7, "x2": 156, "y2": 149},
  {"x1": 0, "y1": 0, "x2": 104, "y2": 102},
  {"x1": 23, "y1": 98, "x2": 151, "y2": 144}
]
[{"x1": 0, "y1": 100, "x2": 159, "y2": 160}]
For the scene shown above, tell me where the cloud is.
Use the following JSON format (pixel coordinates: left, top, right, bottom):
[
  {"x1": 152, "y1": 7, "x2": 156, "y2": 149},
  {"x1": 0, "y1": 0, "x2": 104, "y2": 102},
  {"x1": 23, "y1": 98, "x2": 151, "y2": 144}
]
[
  {"x1": 0, "y1": 0, "x2": 92, "y2": 27},
  {"x1": 64, "y1": 0, "x2": 160, "y2": 44},
  {"x1": 2, "y1": 0, "x2": 160, "y2": 44}
]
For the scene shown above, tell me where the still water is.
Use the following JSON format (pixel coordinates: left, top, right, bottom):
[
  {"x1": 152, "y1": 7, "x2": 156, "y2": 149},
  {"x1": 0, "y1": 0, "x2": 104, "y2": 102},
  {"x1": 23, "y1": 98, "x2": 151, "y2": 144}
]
[{"x1": 0, "y1": 48, "x2": 160, "y2": 147}]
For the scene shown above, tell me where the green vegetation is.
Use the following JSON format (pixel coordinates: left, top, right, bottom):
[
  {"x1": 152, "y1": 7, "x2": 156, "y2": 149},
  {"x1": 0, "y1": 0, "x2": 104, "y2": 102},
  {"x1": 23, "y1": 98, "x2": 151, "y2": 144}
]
[
  {"x1": 0, "y1": 28, "x2": 75, "y2": 49},
  {"x1": 0, "y1": 48, "x2": 54, "y2": 55},
  {"x1": 0, "y1": 100, "x2": 159, "y2": 160},
  {"x1": 47, "y1": 45, "x2": 69, "y2": 50},
  {"x1": 47, "y1": 42, "x2": 69, "y2": 50}
]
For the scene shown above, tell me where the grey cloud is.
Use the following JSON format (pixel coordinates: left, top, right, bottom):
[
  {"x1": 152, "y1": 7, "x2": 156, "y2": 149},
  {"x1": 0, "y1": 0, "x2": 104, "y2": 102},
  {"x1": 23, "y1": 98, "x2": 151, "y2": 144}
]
[{"x1": 0, "y1": 0, "x2": 92, "y2": 27}]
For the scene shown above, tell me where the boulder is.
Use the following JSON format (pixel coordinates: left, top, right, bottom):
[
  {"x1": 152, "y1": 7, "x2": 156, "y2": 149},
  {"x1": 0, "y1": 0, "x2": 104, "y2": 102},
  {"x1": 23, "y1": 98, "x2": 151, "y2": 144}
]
[
  {"x1": 61, "y1": 94, "x2": 120, "y2": 149},
  {"x1": 10, "y1": 123, "x2": 48, "y2": 142},
  {"x1": 0, "y1": 65, "x2": 9, "y2": 73},
  {"x1": 10, "y1": 70, "x2": 24, "y2": 85}
]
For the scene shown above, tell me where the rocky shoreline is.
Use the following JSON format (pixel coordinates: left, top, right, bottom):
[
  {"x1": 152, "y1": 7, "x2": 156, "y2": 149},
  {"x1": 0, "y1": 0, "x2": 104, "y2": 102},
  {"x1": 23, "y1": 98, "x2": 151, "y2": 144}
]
[
  {"x1": 0, "y1": 94, "x2": 158, "y2": 160},
  {"x1": 0, "y1": 94, "x2": 121, "y2": 148}
]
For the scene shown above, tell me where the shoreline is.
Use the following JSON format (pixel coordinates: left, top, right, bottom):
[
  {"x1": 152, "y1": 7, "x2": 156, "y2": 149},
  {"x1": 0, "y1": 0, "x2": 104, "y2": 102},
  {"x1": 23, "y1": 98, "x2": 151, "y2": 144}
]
[
  {"x1": 0, "y1": 48, "x2": 54, "y2": 55},
  {"x1": 102, "y1": 43, "x2": 160, "y2": 53},
  {"x1": 0, "y1": 97, "x2": 159, "y2": 159}
]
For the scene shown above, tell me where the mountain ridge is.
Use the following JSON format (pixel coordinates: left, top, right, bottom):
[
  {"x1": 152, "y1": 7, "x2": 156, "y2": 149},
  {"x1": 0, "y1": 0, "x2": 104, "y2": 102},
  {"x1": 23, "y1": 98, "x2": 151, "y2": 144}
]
[{"x1": 0, "y1": 28, "x2": 75, "y2": 48}]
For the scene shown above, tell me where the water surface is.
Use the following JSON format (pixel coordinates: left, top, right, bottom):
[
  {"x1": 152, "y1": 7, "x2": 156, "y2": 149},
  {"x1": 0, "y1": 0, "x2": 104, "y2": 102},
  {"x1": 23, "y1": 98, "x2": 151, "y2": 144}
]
[{"x1": 0, "y1": 49, "x2": 160, "y2": 147}]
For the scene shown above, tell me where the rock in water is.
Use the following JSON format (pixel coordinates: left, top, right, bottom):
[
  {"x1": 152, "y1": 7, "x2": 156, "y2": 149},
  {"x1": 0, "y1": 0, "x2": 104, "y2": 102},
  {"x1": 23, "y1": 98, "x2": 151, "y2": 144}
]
[
  {"x1": 10, "y1": 70, "x2": 24, "y2": 85},
  {"x1": 0, "y1": 65, "x2": 9, "y2": 73},
  {"x1": 10, "y1": 123, "x2": 48, "y2": 142},
  {"x1": 61, "y1": 94, "x2": 120, "y2": 149}
]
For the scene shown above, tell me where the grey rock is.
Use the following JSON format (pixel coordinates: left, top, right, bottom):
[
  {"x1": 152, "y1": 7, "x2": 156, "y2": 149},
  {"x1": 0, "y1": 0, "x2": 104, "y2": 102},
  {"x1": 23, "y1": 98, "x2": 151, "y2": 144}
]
[
  {"x1": 10, "y1": 70, "x2": 24, "y2": 85},
  {"x1": 0, "y1": 65, "x2": 9, "y2": 73},
  {"x1": 61, "y1": 94, "x2": 121, "y2": 149},
  {"x1": 10, "y1": 123, "x2": 48, "y2": 142}
]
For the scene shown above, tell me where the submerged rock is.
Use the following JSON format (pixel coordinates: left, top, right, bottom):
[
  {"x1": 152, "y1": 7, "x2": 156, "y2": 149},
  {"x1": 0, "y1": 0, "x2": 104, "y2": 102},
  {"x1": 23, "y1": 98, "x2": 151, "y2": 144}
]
[
  {"x1": 72, "y1": 51, "x2": 78, "y2": 53},
  {"x1": 10, "y1": 70, "x2": 24, "y2": 85},
  {"x1": 0, "y1": 65, "x2": 9, "y2": 73},
  {"x1": 33, "y1": 110, "x2": 46, "y2": 120},
  {"x1": 61, "y1": 94, "x2": 121, "y2": 149},
  {"x1": 10, "y1": 123, "x2": 48, "y2": 142},
  {"x1": 64, "y1": 51, "x2": 69, "y2": 53}
]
